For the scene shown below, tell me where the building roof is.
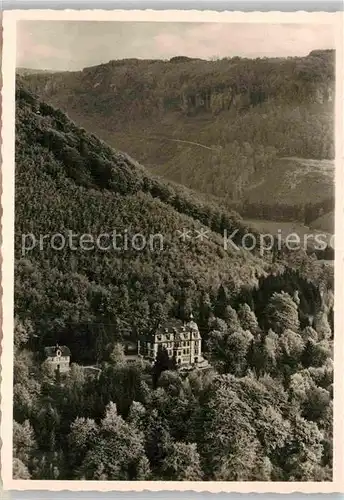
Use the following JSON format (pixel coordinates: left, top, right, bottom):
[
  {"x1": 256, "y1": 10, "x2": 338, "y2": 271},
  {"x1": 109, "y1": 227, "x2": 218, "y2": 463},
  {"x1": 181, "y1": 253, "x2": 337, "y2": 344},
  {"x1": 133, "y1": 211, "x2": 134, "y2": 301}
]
[
  {"x1": 188, "y1": 320, "x2": 199, "y2": 331},
  {"x1": 44, "y1": 345, "x2": 71, "y2": 357}
]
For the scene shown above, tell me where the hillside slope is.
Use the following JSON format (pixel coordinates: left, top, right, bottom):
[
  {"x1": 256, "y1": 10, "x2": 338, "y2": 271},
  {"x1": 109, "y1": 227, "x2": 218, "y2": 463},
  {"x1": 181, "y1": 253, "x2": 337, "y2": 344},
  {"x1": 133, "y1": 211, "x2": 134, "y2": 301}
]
[
  {"x1": 21, "y1": 50, "x2": 335, "y2": 223},
  {"x1": 15, "y1": 84, "x2": 333, "y2": 364},
  {"x1": 243, "y1": 157, "x2": 334, "y2": 220},
  {"x1": 13, "y1": 84, "x2": 335, "y2": 483}
]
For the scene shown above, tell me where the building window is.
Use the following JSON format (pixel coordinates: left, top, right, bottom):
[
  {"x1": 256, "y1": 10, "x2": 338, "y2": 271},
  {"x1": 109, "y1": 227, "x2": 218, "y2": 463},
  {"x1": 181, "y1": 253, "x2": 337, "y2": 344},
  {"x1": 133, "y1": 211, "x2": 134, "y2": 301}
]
[
  {"x1": 195, "y1": 357, "x2": 198, "y2": 363},
  {"x1": 178, "y1": 358, "x2": 181, "y2": 364},
  {"x1": 187, "y1": 348, "x2": 190, "y2": 354},
  {"x1": 183, "y1": 349, "x2": 186, "y2": 355}
]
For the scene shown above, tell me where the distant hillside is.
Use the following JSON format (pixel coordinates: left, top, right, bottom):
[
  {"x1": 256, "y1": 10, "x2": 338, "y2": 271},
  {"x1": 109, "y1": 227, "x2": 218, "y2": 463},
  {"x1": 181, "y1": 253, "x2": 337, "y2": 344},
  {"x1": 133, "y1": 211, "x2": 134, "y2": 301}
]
[
  {"x1": 20, "y1": 50, "x2": 335, "y2": 223},
  {"x1": 21, "y1": 50, "x2": 335, "y2": 118},
  {"x1": 14, "y1": 83, "x2": 265, "y2": 363},
  {"x1": 15, "y1": 83, "x2": 332, "y2": 364}
]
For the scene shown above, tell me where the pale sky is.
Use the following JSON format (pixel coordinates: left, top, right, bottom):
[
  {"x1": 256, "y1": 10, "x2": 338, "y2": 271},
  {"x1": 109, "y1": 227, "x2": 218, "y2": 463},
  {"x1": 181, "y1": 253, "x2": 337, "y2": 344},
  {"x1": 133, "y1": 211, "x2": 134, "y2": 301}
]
[{"x1": 16, "y1": 21, "x2": 335, "y2": 71}]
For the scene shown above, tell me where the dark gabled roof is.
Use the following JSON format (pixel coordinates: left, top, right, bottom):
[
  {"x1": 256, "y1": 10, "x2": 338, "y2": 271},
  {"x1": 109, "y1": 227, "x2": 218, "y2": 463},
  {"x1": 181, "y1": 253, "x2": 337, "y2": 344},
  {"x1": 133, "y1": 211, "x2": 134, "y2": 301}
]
[
  {"x1": 44, "y1": 345, "x2": 71, "y2": 357},
  {"x1": 139, "y1": 317, "x2": 201, "y2": 341}
]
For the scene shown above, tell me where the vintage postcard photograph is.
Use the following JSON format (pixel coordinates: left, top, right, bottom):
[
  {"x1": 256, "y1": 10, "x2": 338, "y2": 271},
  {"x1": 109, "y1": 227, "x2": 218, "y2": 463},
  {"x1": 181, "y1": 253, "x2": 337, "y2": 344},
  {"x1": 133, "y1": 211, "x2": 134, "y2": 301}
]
[{"x1": 1, "y1": 9, "x2": 343, "y2": 493}]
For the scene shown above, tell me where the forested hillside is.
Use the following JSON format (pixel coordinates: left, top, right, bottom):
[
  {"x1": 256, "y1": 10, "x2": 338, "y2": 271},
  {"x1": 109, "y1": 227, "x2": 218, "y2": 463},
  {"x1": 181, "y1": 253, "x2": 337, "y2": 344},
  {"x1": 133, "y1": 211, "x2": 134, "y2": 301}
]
[
  {"x1": 21, "y1": 49, "x2": 335, "y2": 223},
  {"x1": 14, "y1": 84, "x2": 334, "y2": 481}
]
